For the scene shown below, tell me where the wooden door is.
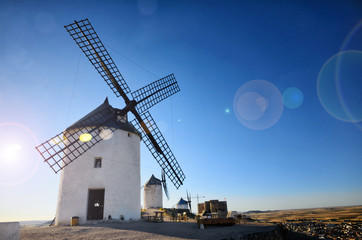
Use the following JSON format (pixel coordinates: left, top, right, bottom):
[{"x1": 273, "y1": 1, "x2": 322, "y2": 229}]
[{"x1": 87, "y1": 189, "x2": 105, "y2": 220}]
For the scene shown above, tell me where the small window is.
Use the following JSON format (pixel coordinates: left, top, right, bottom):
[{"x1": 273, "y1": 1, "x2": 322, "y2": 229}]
[{"x1": 94, "y1": 158, "x2": 102, "y2": 168}]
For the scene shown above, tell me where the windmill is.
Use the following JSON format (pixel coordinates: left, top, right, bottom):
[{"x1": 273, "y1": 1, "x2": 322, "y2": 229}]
[
  {"x1": 35, "y1": 19, "x2": 185, "y2": 225},
  {"x1": 141, "y1": 169, "x2": 170, "y2": 200},
  {"x1": 141, "y1": 170, "x2": 168, "y2": 200},
  {"x1": 143, "y1": 171, "x2": 169, "y2": 209}
]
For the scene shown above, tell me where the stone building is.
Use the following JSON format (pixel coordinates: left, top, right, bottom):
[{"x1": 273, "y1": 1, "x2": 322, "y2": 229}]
[{"x1": 198, "y1": 199, "x2": 228, "y2": 218}]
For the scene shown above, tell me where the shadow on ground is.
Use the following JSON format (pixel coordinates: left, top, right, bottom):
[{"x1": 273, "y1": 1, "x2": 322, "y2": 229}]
[{"x1": 88, "y1": 221, "x2": 279, "y2": 239}]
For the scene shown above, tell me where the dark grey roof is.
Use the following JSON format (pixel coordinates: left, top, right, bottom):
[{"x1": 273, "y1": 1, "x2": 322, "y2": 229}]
[
  {"x1": 66, "y1": 98, "x2": 140, "y2": 137},
  {"x1": 145, "y1": 174, "x2": 161, "y2": 186},
  {"x1": 176, "y1": 198, "x2": 188, "y2": 205}
]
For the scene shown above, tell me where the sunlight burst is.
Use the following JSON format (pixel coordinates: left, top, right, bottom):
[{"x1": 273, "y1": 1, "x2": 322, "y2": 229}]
[
  {"x1": 79, "y1": 133, "x2": 92, "y2": 142},
  {"x1": 0, "y1": 144, "x2": 22, "y2": 162}
]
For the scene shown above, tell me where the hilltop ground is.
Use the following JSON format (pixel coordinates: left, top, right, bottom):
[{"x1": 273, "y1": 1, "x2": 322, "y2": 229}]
[
  {"x1": 20, "y1": 220, "x2": 276, "y2": 240},
  {"x1": 247, "y1": 205, "x2": 362, "y2": 223},
  {"x1": 20, "y1": 206, "x2": 362, "y2": 239}
]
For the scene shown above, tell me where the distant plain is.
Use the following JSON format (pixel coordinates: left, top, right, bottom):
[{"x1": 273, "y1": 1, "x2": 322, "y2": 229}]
[{"x1": 247, "y1": 205, "x2": 362, "y2": 223}]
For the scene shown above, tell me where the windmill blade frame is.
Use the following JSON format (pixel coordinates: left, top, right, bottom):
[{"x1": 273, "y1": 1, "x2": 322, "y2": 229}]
[
  {"x1": 131, "y1": 73, "x2": 180, "y2": 114},
  {"x1": 36, "y1": 104, "x2": 118, "y2": 173},
  {"x1": 64, "y1": 19, "x2": 131, "y2": 97},
  {"x1": 38, "y1": 18, "x2": 185, "y2": 190},
  {"x1": 131, "y1": 111, "x2": 185, "y2": 189}
]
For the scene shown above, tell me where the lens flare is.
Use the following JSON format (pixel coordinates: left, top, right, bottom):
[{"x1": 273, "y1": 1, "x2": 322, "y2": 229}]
[
  {"x1": 0, "y1": 122, "x2": 40, "y2": 186},
  {"x1": 317, "y1": 50, "x2": 362, "y2": 122},
  {"x1": 99, "y1": 129, "x2": 113, "y2": 140},
  {"x1": 0, "y1": 144, "x2": 22, "y2": 163},
  {"x1": 340, "y1": 20, "x2": 362, "y2": 52},
  {"x1": 233, "y1": 80, "x2": 283, "y2": 130},
  {"x1": 79, "y1": 133, "x2": 92, "y2": 142},
  {"x1": 236, "y1": 92, "x2": 269, "y2": 121},
  {"x1": 337, "y1": 20, "x2": 362, "y2": 130},
  {"x1": 282, "y1": 87, "x2": 304, "y2": 109}
]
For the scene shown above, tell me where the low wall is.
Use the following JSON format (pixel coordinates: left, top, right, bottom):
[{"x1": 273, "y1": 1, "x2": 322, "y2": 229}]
[{"x1": 0, "y1": 222, "x2": 20, "y2": 240}]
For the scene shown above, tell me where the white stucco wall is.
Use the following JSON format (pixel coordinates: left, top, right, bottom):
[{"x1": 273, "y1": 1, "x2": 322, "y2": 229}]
[
  {"x1": 175, "y1": 204, "x2": 188, "y2": 210},
  {"x1": 143, "y1": 184, "x2": 162, "y2": 209},
  {"x1": 55, "y1": 128, "x2": 140, "y2": 225}
]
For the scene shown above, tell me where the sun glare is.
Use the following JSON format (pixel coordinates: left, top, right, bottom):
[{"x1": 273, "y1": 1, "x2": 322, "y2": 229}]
[
  {"x1": 0, "y1": 122, "x2": 40, "y2": 186},
  {"x1": 0, "y1": 144, "x2": 22, "y2": 163},
  {"x1": 79, "y1": 133, "x2": 92, "y2": 142}
]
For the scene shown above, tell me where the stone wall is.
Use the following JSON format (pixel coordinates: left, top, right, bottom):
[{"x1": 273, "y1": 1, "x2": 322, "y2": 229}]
[{"x1": 198, "y1": 199, "x2": 228, "y2": 218}]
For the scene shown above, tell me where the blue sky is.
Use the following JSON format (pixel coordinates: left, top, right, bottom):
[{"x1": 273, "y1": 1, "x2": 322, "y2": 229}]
[{"x1": 0, "y1": 0, "x2": 361, "y2": 221}]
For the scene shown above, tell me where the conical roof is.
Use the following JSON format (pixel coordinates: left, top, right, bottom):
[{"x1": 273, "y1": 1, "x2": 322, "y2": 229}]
[
  {"x1": 176, "y1": 197, "x2": 188, "y2": 205},
  {"x1": 66, "y1": 98, "x2": 140, "y2": 137},
  {"x1": 145, "y1": 174, "x2": 162, "y2": 186}
]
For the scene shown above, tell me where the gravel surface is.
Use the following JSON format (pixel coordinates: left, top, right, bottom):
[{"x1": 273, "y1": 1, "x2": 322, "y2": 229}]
[{"x1": 21, "y1": 221, "x2": 277, "y2": 240}]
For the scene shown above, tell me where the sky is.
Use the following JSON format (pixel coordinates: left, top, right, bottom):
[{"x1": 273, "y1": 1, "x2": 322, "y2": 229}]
[{"x1": 0, "y1": 0, "x2": 361, "y2": 221}]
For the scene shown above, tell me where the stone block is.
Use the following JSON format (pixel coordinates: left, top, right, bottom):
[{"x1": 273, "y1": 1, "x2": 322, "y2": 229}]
[{"x1": 0, "y1": 222, "x2": 20, "y2": 240}]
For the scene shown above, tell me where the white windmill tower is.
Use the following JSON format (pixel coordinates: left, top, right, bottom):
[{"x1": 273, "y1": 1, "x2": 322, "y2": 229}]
[
  {"x1": 143, "y1": 175, "x2": 162, "y2": 209},
  {"x1": 36, "y1": 19, "x2": 186, "y2": 225},
  {"x1": 175, "y1": 191, "x2": 192, "y2": 211},
  {"x1": 56, "y1": 98, "x2": 141, "y2": 225},
  {"x1": 143, "y1": 171, "x2": 169, "y2": 209}
]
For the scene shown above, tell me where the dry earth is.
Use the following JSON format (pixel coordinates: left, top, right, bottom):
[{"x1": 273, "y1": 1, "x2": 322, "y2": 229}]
[
  {"x1": 21, "y1": 220, "x2": 276, "y2": 240},
  {"x1": 248, "y1": 205, "x2": 362, "y2": 223},
  {"x1": 21, "y1": 206, "x2": 361, "y2": 239}
]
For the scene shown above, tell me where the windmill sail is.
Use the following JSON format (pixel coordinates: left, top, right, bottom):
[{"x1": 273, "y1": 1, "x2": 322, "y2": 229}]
[
  {"x1": 131, "y1": 74, "x2": 180, "y2": 114},
  {"x1": 36, "y1": 100, "x2": 121, "y2": 173},
  {"x1": 38, "y1": 18, "x2": 185, "y2": 190},
  {"x1": 186, "y1": 190, "x2": 192, "y2": 213},
  {"x1": 131, "y1": 111, "x2": 185, "y2": 189},
  {"x1": 64, "y1": 19, "x2": 131, "y2": 97},
  {"x1": 161, "y1": 169, "x2": 169, "y2": 199}
]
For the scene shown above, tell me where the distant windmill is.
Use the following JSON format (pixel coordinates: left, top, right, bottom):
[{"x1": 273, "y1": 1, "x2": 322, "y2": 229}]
[
  {"x1": 174, "y1": 190, "x2": 193, "y2": 212},
  {"x1": 141, "y1": 170, "x2": 168, "y2": 198},
  {"x1": 35, "y1": 19, "x2": 185, "y2": 225},
  {"x1": 143, "y1": 170, "x2": 169, "y2": 209}
]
